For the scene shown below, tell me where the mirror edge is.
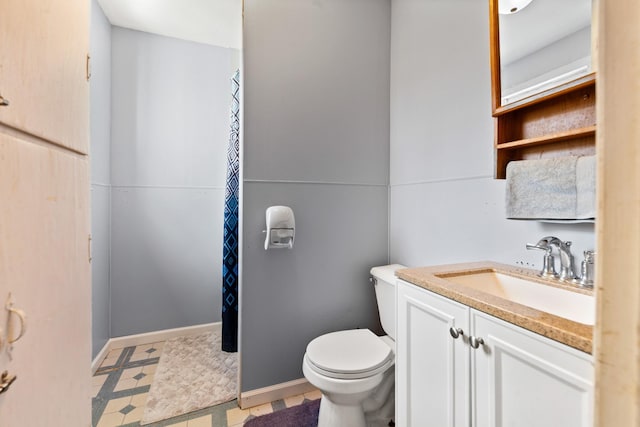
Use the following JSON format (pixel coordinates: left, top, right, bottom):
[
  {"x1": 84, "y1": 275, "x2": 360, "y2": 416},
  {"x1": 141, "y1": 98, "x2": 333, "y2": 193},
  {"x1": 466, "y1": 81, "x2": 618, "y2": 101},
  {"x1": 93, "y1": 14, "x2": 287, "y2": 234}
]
[{"x1": 489, "y1": 0, "x2": 501, "y2": 114}]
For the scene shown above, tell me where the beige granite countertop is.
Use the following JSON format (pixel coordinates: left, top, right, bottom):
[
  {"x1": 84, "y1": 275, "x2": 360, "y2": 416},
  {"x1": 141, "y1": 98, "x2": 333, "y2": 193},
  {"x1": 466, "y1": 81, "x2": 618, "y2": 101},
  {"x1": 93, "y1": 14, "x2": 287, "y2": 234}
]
[{"x1": 396, "y1": 261, "x2": 594, "y2": 354}]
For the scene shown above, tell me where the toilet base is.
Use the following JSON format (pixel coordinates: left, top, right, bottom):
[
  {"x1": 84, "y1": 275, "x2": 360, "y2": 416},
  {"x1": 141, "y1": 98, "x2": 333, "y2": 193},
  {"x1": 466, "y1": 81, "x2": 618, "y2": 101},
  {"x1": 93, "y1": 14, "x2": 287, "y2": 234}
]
[
  {"x1": 317, "y1": 396, "x2": 367, "y2": 427},
  {"x1": 313, "y1": 368, "x2": 395, "y2": 427},
  {"x1": 316, "y1": 395, "x2": 394, "y2": 427},
  {"x1": 364, "y1": 383, "x2": 395, "y2": 427}
]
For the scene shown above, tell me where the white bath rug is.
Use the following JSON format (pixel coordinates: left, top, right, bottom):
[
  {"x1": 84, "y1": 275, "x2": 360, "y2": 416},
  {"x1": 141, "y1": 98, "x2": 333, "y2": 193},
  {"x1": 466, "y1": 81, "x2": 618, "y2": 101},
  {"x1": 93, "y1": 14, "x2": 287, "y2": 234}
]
[{"x1": 140, "y1": 329, "x2": 237, "y2": 425}]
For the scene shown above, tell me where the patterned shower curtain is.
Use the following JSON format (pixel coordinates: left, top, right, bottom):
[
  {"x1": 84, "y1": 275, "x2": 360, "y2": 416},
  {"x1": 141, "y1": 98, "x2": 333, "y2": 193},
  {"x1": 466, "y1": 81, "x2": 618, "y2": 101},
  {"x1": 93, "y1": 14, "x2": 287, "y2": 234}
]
[{"x1": 222, "y1": 70, "x2": 240, "y2": 352}]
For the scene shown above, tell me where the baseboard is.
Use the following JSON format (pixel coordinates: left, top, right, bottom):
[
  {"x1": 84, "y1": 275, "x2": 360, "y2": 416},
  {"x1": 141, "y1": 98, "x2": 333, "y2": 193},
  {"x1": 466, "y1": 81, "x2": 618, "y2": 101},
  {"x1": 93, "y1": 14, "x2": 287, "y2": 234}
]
[
  {"x1": 91, "y1": 322, "x2": 220, "y2": 374},
  {"x1": 239, "y1": 378, "x2": 316, "y2": 409},
  {"x1": 91, "y1": 342, "x2": 112, "y2": 374}
]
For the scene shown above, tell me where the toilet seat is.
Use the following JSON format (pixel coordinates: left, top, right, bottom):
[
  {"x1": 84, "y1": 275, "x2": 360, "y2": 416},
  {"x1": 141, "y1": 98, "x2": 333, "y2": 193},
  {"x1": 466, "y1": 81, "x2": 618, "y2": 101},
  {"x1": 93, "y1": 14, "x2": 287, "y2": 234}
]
[{"x1": 305, "y1": 329, "x2": 394, "y2": 380}]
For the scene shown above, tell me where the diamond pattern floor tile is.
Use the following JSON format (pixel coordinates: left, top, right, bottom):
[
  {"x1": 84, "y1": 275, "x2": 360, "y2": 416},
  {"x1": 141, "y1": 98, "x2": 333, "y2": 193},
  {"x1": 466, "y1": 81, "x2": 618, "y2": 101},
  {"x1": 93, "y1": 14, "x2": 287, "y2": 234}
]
[{"x1": 92, "y1": 340, "x2": 319, "y2": 427}]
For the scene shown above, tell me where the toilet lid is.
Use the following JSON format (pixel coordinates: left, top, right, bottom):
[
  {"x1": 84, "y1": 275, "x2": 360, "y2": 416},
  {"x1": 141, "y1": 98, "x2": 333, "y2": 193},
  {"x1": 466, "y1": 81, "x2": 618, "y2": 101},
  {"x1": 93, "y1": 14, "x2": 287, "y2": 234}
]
[{"x1": 306, "y1": 329, "x2": 393, "y2": 377}]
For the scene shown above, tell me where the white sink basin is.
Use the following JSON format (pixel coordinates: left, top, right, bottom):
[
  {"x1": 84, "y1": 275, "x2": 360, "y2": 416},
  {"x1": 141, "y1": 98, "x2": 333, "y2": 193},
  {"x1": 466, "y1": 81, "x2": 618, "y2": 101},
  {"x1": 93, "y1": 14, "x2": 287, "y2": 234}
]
[{"x1": 439, "y1": 271, "x2": 595, "y2": 325}]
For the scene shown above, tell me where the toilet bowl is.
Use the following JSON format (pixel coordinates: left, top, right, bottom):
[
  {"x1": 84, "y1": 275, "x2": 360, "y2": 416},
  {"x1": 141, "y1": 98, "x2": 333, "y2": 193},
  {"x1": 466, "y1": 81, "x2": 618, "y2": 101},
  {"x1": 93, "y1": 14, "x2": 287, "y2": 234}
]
[{"x1": 302, "y1": 264, "x2": 404, "y2": 427}]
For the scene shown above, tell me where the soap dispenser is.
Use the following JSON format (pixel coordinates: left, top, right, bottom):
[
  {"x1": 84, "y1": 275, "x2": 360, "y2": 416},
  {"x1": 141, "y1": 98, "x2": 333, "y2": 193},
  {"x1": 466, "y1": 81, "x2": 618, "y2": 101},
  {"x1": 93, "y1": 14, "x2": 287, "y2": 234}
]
[{"x1": 264, "y1": 206, "x2": 295, "y2": 250}]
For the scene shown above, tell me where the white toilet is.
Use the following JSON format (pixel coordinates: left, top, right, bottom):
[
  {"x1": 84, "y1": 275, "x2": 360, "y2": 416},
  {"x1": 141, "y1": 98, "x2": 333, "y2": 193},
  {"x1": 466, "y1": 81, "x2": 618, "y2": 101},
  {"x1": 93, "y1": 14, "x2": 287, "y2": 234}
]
[{"x1": 302, "y1": 264, "x2": 405, "y2": 427}]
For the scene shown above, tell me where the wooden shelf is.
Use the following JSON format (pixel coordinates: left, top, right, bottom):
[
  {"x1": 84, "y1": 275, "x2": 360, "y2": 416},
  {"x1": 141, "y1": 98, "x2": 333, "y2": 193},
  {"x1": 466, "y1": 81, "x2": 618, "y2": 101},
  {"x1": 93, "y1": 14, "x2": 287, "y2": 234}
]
[
  {"x1": 494, "y1": 73, "x2": 596, "y2": 118},
  {"x1": 496, "y1": 126, "x2": 596, "y2": 150},
  {"x1": 493, "y1": 79, "x2": 596, "y2": 179}
]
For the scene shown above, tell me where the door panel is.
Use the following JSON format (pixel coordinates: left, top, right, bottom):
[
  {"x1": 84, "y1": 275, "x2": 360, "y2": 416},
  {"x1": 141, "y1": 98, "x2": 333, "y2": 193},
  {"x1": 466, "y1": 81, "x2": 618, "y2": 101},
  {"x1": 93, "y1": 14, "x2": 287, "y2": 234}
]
[
  {"x1": 396, "y1": 281, "x2": 470, "y2": 427},
  {"x1": 0, "y1": 0, "x2": 89, "y2": 153},
  {"x1": 0, "y1": 133, "x2": 90, "y2": 426},
  {"x1": 472, "y1": 311, "x2": 593, "y2": 427}
]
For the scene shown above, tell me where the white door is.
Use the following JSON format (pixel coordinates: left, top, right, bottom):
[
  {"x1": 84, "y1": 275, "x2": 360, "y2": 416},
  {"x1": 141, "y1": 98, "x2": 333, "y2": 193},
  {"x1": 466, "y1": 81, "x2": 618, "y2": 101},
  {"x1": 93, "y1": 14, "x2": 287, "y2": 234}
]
[
  {"x1": 0, "y1": 134, "x2": 91, "y2": 425},
  {"x1": 0, "y1": 0, "x2": 91, "y2": 425},
  {"x1": 471, "y1": 310, "x2": 593, "y2": 427},
  {"x1": 396, "y1": 280, "x2": 470, "y2": 427}
]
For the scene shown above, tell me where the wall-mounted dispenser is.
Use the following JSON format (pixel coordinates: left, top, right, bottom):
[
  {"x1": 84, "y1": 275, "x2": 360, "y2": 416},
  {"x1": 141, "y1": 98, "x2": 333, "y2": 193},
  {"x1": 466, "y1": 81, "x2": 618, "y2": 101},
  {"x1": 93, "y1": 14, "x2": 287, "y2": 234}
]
[{"x1": 264, "y1": 206, "x2": 295, "y2": 250}]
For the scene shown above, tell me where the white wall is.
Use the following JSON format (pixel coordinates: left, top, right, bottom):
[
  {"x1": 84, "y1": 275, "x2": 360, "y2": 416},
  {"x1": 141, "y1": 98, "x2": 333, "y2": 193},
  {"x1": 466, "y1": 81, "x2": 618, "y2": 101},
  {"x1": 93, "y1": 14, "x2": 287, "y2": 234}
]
[
  {"x1": 389, "y1": 0, "x2": 595, "y2": 269},
  {"x1": 90, "y1": 0, "x2": 112, "y2": 358},
  {"x1": 110, "y1": 27, "x2": 237, "y2": 336},
  {"x1": 241, "y1": 0, "x2": 391, "y2": 392}
]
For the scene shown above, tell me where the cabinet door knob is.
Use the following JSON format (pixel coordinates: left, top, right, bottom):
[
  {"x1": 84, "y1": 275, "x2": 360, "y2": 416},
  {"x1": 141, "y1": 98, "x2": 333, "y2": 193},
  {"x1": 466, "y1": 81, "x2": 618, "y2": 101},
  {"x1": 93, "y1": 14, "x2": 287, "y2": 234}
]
[
  {"x1": 0, "y1": 95, "x2": 9, "y2": 107},
  {"x1": 469, "y1": 336, "x2": 485, "y2": 349},
  {"x1": 449, "y1": 327, "x2": 464, "y2": 339}
]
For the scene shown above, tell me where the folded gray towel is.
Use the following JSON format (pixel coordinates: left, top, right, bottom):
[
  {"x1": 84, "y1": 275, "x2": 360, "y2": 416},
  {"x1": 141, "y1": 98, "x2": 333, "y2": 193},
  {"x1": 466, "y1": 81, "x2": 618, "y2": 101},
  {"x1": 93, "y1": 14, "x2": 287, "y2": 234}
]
[
  {"x1": 506, "y1": 157, "x2": 578, "y2": 219},
  {"x1": 576, "y1": 155, "x2": 596, "y2": 219}
]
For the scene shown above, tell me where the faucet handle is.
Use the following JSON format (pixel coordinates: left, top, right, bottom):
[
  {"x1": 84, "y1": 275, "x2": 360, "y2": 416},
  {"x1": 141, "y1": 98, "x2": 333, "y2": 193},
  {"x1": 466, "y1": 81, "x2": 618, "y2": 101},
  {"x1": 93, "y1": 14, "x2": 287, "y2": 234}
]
[
  {"x1": 526, "y1": 243, "x2": 551, "y2": 254},
  {"x1": 584, "y1": 250, "x2": 595, "y2": 262},
  {"x1": 526, "y1": 243, "x2": 558, "y2": 278},
  {"x1": 578, "y1": 251, "x2": 596, "y2": 288}
]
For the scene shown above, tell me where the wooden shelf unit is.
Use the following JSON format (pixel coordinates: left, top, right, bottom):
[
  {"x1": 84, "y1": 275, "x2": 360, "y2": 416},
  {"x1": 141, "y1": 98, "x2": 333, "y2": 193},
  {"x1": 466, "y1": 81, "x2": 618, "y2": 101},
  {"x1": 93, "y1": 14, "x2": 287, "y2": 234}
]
[{"x1": 493, "y1": 75, "x2": 596, "y2": 179}]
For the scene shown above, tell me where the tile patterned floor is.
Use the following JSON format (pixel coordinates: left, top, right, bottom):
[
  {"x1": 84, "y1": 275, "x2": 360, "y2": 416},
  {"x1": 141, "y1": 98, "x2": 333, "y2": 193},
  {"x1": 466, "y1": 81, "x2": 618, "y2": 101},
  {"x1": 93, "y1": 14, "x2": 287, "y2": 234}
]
[{"x1": 92, "y1": 341, "x2": 321, "y2": 427}]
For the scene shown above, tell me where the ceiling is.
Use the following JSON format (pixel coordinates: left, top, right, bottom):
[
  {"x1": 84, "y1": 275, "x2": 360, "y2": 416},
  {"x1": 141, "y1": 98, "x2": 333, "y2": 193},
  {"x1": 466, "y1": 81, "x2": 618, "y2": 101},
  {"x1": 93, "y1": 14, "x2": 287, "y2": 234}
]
[
  {"x1": 96, "y1": 0, "x2": 589, "y2": 59},
  {"x1": 97, "y1": 0, "x2": 242, "y2": 49},
  {"x1": 500, "y1": 0, "x2": 591, "y2": 65}
]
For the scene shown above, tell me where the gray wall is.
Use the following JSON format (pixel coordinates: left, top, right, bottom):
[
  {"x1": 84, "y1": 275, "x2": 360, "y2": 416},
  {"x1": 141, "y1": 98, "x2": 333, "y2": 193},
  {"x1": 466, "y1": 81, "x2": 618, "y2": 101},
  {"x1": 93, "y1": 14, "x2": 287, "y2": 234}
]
[
  {"x1": 241, "y1": 0, "x2": 391, "y2": 392},
  {"x1": 90, "y1": 0, "x2": 112, "y2": 358},
  {"x1": 110, "y1": 27, "x2": 236, "y2": 336},
  {"x1": 389, "y1": 0, "x2": 595, "y2": 269}
]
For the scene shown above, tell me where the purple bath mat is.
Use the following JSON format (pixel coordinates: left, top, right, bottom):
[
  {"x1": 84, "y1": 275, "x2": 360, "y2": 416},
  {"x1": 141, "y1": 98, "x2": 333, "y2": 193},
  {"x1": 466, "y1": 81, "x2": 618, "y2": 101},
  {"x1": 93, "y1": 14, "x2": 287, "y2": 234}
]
[{"x1": 244, "y1": 399, "x2": 320, "y2": 427}]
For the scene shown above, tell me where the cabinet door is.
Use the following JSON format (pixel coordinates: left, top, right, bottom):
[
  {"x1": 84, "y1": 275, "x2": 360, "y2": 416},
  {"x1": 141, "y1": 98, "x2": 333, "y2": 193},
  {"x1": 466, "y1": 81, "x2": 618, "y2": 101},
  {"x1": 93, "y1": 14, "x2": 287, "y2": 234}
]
[
  {"x1": 0, "y1": 133, "x2": 91, "y2": 425},
  {"x1": 471, "y1": 310, "x2": 593, "y2": 427},
  {"x1": 0, "y1": 0, "x2": 89, "y2": 154},
  {"x1": 396, "y1": 280, "x2": 470, "y2": 427}
]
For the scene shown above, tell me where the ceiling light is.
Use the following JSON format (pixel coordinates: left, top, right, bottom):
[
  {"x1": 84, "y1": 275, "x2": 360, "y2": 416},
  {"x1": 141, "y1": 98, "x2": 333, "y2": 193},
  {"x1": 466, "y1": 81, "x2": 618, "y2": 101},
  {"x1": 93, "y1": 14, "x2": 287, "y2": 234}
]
[{"x1": 499, "y1": 0, "x2": 533, "y2": 15}]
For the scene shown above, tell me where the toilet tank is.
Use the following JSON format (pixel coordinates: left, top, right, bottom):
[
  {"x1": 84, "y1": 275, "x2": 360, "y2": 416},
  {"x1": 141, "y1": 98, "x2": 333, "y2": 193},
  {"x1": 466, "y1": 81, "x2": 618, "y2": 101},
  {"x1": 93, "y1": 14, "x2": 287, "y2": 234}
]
[{"x1": 370, "y1": 264, "x2": 406, "y2": 341}]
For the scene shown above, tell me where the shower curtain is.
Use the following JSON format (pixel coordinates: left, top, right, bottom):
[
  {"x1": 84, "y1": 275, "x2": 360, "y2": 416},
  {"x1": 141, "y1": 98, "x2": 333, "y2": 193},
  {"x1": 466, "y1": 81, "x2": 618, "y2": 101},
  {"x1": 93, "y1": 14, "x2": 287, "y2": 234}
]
[{"x1": 222, "y1": 70, "x2": 240, "y2": 352}]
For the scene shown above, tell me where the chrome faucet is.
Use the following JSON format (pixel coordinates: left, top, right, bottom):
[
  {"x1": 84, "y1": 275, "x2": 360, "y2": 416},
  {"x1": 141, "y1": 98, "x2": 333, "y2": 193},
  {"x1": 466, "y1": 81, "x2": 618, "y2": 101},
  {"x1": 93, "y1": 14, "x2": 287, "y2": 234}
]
[
  {"x1": 527, "y1": 236, "x2": 578, "y2": 283},
  {"x1": 527, "y1": 237, "x2": 595, "y2": 287}
]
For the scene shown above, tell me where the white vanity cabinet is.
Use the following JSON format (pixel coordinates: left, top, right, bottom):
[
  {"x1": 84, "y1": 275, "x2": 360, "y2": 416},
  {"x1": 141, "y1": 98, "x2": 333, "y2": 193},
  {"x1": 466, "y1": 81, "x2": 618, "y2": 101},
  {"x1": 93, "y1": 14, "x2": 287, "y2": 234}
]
[
  {"x1": 472, "y1": 310, "x2": 593, "y2": 427},
  {"x1": 396, "y1": 279, "x2": 594, "y2": 427},
  {"x1": 396, "y1": 279, "x2": 470, "y2": 427}
]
